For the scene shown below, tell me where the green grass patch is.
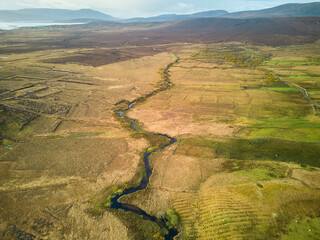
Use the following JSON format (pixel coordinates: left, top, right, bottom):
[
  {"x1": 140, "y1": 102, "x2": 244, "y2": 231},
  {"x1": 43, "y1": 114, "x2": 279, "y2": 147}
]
[
  {"x1": 308, "y1": 90, "x2": 320, "y2": 95},
  {"x1": 215, "y1": 138, "x2": 320, "y2": 167},
  {"x1": 256, "y1": 182, "x2": 264, "y2": 188},
  {"x1": 69, "y1": 132, "x2": 103, "y2": 138},
  {"x1": 146, "y1": 146, "x2": 159, "y2": 153},
  {"x1": 263, "y1": 60, "x2": 320, "y2": 66},
  {"x1": 252, "y1": 117, "x2": 320, "y2": 129},
  {"x1": 177, "y1": 135, "x2": 320, "y2": 166},
  {"x1": 263, "y1": 60, "x2": 278, "y2": 66},
  {"x1": 233, "y1": 168, "x2": 276, "y2": 181},
  {"x1": 244, "y1": 128, "x2": 320, "y2": 142},
  {"x1": 223, "y1": 160, "x2": 287, "y2": 179},
  {"x1": 261, "y1": 87, "x2": 299, "y2": 92},
  {"x1": 166, "y1": 209, "x2": 179, "y2": 229},
  {"x1": 144, "y1": 133, "x2": 171, "y2": 150},
  {"x1": 175, "y1": 133, "x2": 320, "y2": 165},
  {"x1": 0, "y1": 122, "x2": 20, "y2": 135},
  {"x1": 281, "y1": 217, "x2": 320, "y2": 240},
  {"x1": 282, "y1": 75, "x2": 320, "y2": 79},
  {"x1": 99, "y1": 185, "x2": 126, "y2": 208},
  {"x1": 174, "y1": 136, "x2": 217, "y2": 158},
  {"x1": 240, "y1": 117, "x2": 320, "y2": 142},
  {"x1": 261, "y1": 184, "x2": 320, "y2": 237}
]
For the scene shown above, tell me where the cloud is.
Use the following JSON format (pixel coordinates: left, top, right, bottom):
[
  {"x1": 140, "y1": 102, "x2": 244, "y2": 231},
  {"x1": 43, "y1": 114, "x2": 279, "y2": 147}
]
[{"x1": 168, "y1": 3, "x2": 198, "y2": 14}]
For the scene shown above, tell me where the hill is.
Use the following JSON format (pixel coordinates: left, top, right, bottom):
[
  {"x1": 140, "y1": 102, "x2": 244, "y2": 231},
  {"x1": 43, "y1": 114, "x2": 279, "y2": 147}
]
[
  {"x1": 1, "y1": 2, "x2": 320, "y2": 24},
  {"x1": 155, "y1": 16, "x2": 320, "y2": 45},
  {"x1": 225, "y1": 2, "x2": 320, "y2": 18},
  {"x1": 125, "y1": 2, "x2": 320, "y2": 22},
  {"x1": 0, "y1": 8, "x2": 116, "y2": 22},
  {"x1": 53, "y1": 16, "x2": 320, "y2": 49},
  {"x1": 124, "y1": 10, "x2": 228, "y2": 22}
]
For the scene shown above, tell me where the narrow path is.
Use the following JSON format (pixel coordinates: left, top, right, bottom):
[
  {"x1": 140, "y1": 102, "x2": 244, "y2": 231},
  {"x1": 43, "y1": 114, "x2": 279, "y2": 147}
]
[
  {"x1": 271, "y1": 72, "x2": 320, "y2": 107},
  {"x1": 244, "y1": 53, "x2": 253, "y2": 64},
  {"x1": 244, "y1": 50, "x2": 318, "y2": 108}
]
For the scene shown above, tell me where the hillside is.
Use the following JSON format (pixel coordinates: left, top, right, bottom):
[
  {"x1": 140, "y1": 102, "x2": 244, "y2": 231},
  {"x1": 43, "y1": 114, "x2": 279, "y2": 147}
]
[
  {"x1": 125, "y1": 2, "x2": 320, "y2": 22},
  {"x1": 225, "y1": 2, "x2": 320, "y2": 18},
  {"x1": 151, "y1": 16, "x2": 320, "y2": 45},
  {"x1": 0, "y1": 16, "x2": 319, "y2": 52},
  {"x1": 125, "y1": 10, "x2": 228, "y2": 22}
]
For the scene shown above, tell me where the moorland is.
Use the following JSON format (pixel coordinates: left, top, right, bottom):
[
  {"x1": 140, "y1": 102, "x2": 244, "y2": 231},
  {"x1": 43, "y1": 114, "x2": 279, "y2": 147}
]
[{"x1": 0, "y1": 7, "x2": 320, "y2": 240}]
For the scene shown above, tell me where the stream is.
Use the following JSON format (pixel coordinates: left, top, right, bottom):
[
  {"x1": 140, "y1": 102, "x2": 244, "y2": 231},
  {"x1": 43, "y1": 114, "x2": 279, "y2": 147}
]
[{"x1": 110, "y1": 100, "x2": 178, "y2": 239}]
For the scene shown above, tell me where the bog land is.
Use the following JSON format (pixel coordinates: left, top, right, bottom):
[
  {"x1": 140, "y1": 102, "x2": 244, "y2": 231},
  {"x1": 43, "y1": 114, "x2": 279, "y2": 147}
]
[{"x1": 0, "y1": 18, "x2": 319, "y2": 240}]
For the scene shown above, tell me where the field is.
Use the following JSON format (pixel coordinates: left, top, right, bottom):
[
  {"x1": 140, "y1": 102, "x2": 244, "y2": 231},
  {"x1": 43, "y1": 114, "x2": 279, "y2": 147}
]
[
  {"x1": 0, "y1": 32, "x2": 177, "y2": 239},
  {"x1": 0, "y1": 20, "x2": 320, "y2": 240},
  {"x1": 124, "y1": 42, "x2": 320, "y2": 239}
]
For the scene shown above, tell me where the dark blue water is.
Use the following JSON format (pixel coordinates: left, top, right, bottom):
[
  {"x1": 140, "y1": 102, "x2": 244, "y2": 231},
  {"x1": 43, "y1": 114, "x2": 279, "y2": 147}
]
[{"x1": 110, "y1": 101, "x2": 178, "y2": 239}]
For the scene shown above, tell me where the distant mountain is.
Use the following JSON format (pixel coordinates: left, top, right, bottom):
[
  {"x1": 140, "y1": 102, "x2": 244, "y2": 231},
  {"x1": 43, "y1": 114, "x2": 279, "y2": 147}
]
[
  {"x1": 74, "y1": 16, "x2": 320, "y2": 48},
  {"x1": 149, "y1": 16, "x2": 320, "y2": 46},
  {"x1": 224, "y1": 2, "x2": 320, "y2": 18},
  {"x1": 123, "y1": 3, "x2": 320, "y2": 22},
  {"x1": 0, "y1": 8, "x2": 116, "y2": 22},
  {"x1": 1, "y1": 2, "x2": 320, "y2": 26},
  {"x1": 125, "y1": 10, "x2": 228, "y2": 22},
  {"x1": 189, "y1": 10, "x2": 229, "y2": 18}
]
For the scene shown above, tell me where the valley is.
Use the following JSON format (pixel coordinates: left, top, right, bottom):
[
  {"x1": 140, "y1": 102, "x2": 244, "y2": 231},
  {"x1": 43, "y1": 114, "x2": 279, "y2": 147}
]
[{"x1": 0, "y1": 10, "x2": 319, "y2": 240}]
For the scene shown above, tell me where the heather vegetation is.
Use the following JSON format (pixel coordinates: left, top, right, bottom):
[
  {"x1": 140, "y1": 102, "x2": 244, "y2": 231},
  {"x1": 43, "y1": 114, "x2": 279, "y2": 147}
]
[{"x1": 0, "y1": 13, "x2": 319, "y2": 240}]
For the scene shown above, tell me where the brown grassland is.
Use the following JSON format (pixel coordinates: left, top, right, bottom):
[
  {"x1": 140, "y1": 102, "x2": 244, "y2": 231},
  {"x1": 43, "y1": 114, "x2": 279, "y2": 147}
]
[
  {"x1": 0, "y1": 20, "x2": 319, "y2": 239},
  {"x1": 124, "y1": 41, "x2": 320, "y2": 239}
]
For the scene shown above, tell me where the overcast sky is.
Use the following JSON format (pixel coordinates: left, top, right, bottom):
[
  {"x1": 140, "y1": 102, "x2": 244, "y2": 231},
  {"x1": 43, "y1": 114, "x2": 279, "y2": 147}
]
[{"x1": 0, "y1": 0, "x2": 317, "y2": 18}]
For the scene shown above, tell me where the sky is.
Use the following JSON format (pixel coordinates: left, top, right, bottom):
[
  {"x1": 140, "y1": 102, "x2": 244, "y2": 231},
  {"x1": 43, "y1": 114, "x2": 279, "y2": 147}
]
[{"x1": 0, "y1": 0, "x2": 317, "y2": 18}]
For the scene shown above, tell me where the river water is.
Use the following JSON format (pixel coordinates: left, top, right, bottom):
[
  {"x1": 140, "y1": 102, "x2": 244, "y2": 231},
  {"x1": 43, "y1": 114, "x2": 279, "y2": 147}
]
[
  {"x1": 111, "y1": 101, "x2": 178, "y2": 239},
  {"x1": 0, "y1": 22, "x2": 85, "y2": 30}
]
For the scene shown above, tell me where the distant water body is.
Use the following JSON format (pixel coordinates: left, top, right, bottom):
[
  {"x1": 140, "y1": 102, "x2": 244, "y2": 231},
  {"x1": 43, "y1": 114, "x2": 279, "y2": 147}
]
[{"x1": 0, "y1": 22, "x2": 85, "y2": 30}]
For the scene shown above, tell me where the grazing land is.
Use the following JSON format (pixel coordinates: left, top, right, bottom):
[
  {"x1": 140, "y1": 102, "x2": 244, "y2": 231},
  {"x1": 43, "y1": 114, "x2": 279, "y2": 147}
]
[
  {"x1": 125, "y1": 41, "x2": 320, "y2": 239},
  {"x1": 0, "y1": 32, "x2": 177, "y2": 239},
  {"x1": 0, "y1": 17, "x2": 319, "y2": 240}
]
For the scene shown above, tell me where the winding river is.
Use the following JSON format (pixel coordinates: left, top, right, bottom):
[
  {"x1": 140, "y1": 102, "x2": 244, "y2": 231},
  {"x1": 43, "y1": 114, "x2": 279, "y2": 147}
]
[{"x1": 110, "y1": 56, "x2": 180, "y2": 239}]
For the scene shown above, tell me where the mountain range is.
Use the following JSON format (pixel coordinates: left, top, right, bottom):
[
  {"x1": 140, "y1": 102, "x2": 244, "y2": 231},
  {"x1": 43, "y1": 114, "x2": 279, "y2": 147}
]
[
  {"x1": 225, "y1": 2, "x2": 320, "y2": 18},
  {"x1": 0, "y1": 2, "x2": 319, "y2": 23},
  {"x1": 0, "y1": 8, "x2": 116, "y2": 22},
  {"x1": 125, "y1": 10, "x2": 228, "y2": 22}
]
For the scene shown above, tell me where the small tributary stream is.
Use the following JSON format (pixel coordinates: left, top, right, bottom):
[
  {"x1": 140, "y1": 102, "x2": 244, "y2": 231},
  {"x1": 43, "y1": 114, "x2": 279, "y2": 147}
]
[{"x1": 110, "y1": 101, "x2": 178, "y2": 239}]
